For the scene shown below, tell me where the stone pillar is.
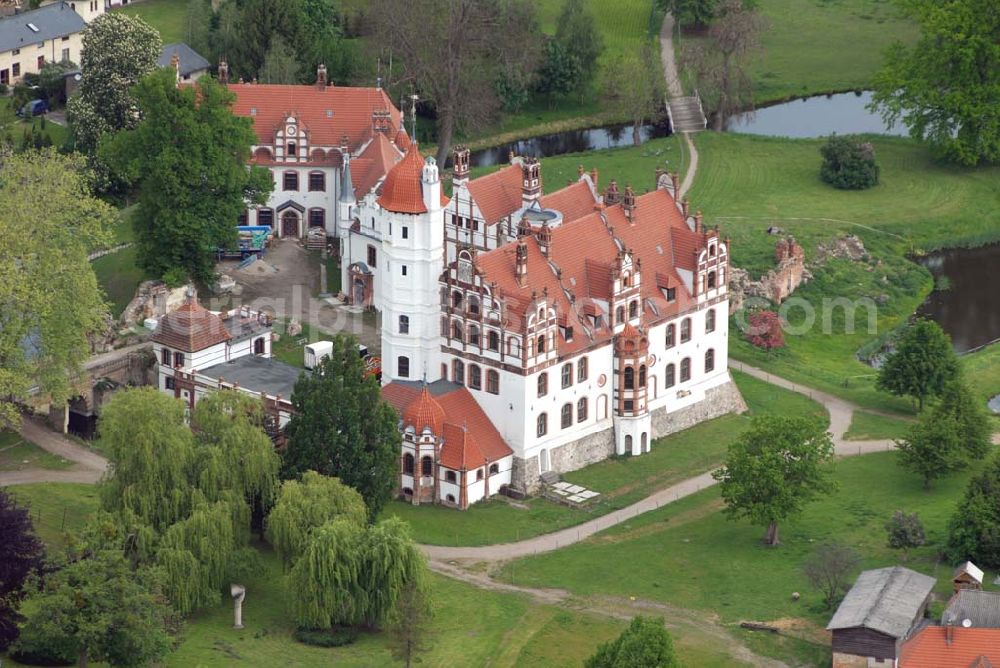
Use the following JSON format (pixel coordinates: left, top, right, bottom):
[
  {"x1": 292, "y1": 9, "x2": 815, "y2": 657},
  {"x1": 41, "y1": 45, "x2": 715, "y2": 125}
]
[{"x1": 231, "y1": 584, "x2": 246, "y2": 630}]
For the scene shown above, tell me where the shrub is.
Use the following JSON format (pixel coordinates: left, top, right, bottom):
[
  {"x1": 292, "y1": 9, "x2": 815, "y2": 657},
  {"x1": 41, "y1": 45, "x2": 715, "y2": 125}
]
[
  {"x1": 820, "y1": 134, "x2": 879, "y2": 190},
  {"x1": 745, "y1": 310, "x2": 785, "y2": 351},
  {"x1": 293, "y1": 626, "x2": 359, "y2": 647},
  {"x1": 885, "y1": 510, "x2": 925, "y2": 560}
]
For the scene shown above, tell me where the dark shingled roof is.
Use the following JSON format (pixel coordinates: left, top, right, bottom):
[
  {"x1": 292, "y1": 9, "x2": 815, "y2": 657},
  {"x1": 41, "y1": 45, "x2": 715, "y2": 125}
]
[
  {"x1": 944, "y1": 590, "x2": 1000, "y2": 629},
  {"x1": 198, "y1": 355, "x2": 305, "y2": 399},
  {"x1": 0, "y1": 2, "x2": 85, "y2": 54},
  {"x1": 827, "y1": 567, "x2": 936, "y2": 638},
  {"x1": 157, "y1": 42, "x2": 210, "y2": 77}
]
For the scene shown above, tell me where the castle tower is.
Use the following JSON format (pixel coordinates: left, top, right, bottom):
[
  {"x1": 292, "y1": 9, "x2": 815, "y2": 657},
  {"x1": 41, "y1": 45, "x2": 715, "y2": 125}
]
[
  {"x1": 521, "y1": 158, "x2": 541, "y2": 207},
  {"x1": 376, "y1": 143, "x2": 446, "y2": 384},
  {"x1": 453, "y1": 145, "x2": 470, "y2": 187},
  {"x1": 613, "y1": 323, "x2": 652, "y2": 456}
]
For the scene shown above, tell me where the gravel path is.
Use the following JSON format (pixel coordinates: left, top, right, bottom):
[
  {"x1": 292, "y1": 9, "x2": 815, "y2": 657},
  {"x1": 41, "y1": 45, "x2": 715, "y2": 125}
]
[
  {"x1": 0, "y1": 417, "x2": 108, "y2": 487},
  {"x1": 659, "y1": 12, "x2": 700, "y2": 200}
]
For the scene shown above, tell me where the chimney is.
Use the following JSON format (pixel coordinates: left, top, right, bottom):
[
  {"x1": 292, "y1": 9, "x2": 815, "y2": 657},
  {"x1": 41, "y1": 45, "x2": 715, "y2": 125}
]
[
  {"x1": 372, "y1": 109, "x2": 391, "y2": 134},
  {"x1": 577, "y1": 164, "x2": 584, "y2": 178},
  {"x1": 218, "y1": 59, "x2": 229, "y2": 85},
  {"x1": 521, "y1": 158, "x2": 541, "y2": 206},
  {"x1": 671, "y1": 172, "x2": 680, "y2": 194},
  {"x1": 654, "y1": 167, "x2": 664, "y2": 190},
  {"x1": 623, "y1": 185, "x2": 636, "y2": 221},
  {"x1": 695, "y1": 210, "x2": 703, "y2": 234},
  {"x1": 604, "y1": 179, "x2": 620, "y2": 205},
  {"x1": 515, "y1": 241, "x2": 528, "y2": 287},
  {"x1": 316, "y1": 63, "x2": 327, "y2": 89},
  {"x1": 340, "y1": 133, "x2": 350, "y2": 156},
  {"x1": 453, "y1": 145, "x2": 470, "y2": 186},
  {"x1": 681, "y1": 198, "x2": 689, "y2": 218},
  {"x1": 537, "y1": 222, "x2": 552, "y2": 257},
  {"x1": 170, "y1": 51, "x2": 180, "y2": 85},
  {"x1": 946, "y1": 618, "x2": 954, "y2": 646}
]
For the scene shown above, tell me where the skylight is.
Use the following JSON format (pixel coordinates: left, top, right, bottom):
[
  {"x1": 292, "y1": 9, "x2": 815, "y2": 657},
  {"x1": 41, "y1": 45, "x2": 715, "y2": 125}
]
[{"x1": 27, "y1": 22, "x2": 39, "y2": 32}]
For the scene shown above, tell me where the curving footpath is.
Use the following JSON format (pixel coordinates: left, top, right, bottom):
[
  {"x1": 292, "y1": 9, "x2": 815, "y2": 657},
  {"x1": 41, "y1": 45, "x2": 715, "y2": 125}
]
[
  {"x1": 659, "y1": 12, "x2": 700, "y2": 200},
  {"x1": 0, "y1": 417, "x2": 108, "y2": 487}
]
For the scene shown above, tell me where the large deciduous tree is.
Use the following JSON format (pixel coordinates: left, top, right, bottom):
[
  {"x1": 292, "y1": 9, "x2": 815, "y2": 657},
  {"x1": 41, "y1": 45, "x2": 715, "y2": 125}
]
[
  {"x1": 281, "y1": 335, "x2": 399, "y2": 521},
  {"x1": 586, "y1": 616, "x2": 679, "y2": 668},
  {"x1": 96, "y1": 387, "x2": 280, "y2": 614},
  {"x1": 870, "y1": 0, "x2": 1000, "y2": 165},
  {"x1": 66, "y1": 13, "x2": 161, "y2": 158},
  {"x1": 876, "y1": 319, "x2": 958, "y2": 411},
  {"x1": 0, "y1": 490, "x2": 45, "y2": 651},
  {"x1": 713, "y1": 415, "x2": 836, "y2": 546},
  {"x1": 536, "y1": 0, "x2": 603, "y2": 98},
  {"x1": 682, "y1": 0, "x2": 768, "y2": 130},
  {"x1": 102, "y1": 69, "x2": 273, "y2": 284},
  {"x1": 601, "y1": 43, "x2": 666, "y2": 145},
  {"x1": 947, "y1": 455, "x2": 1000, "y2": 569},
  {"x1": 366, "y1": 0, "x2": 541, "y2": 164},
  {"x1": 388, "y1": 574, "x2": 433, "y2": 668},
  {"x1": 662, "y1": 0, "x2": 719, "y2": 28},
  {"x1": 0, "y1": 150, "x2": 115, "y2": 428},
  {"x1": 13, "y1": 550, "x2": 172, "y2": 668}
]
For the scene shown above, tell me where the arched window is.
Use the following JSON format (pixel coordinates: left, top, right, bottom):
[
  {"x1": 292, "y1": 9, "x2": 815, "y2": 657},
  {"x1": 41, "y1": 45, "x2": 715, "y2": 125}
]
[
  {"x1": 403, "y1": 453, "x2": 414, "y2": 475},
  {"x1": 486, "y1": 370, "x2": 500, "y2": 394},
  {"x1": 468, "y1": 325, "x2": 480, "y2": 346},
  {"x1": 577, "y1": 357, "x2": 588, "y2": 382},
  {"x1": 445, "y1": 471, "x2": 457, "y2": 483},
  {"x1": 680, "y1": 357, "x2": 691, "y2": 382},
  {"x1": 253, "y1": 337, "x2": 265, "y2": 355},
  {"x1": 680, "y1": 318, "x2": 691, "y2": 343},
  {"x1": 446, "y1": 494, "x2": 456, "y2": 503},
  {"x1": 536, "y1": 335, "x2": 546, "y2": 354},
  {"x1": 624, "y1": 366, "x2": 635, "y2": 389},
  {"x1": 616, "y1": 306, "x2": 625, "y2": 324},
  {"x1": 628, "y1": 300, "x2": 638, "y2": 319},
  {"x1": 625, "y1": 435, "x2": 633, "y2": 454},
  {"x1": 451, "y1": 322, "x2": 463, "y2": 342},
  {"x1": 706, "y1": 309, "x2": 716, "y2": 333},
  {"x1": 507, "y1": 337, "x2": 520, "y2": 356},
  {"x1": 561, "y1": 403, "x2": 572, "y2": 429},
  {"x1": 398, "y1": 356, "x2": 410, "y2": 378},
  {"x1": 710, "y1": 243, "x2": 717, "y2": 257},
  {"x1": 561, "y1": 363, "x2": 572, "y2": 389},
  {"x1": 665, "y1": 363, "x2": 676, "y2": 388},
  {"x1": 641, "y1": 432, "x2": 648, "y2": 452},
  {"x1": 488, "y1": 330, "x2": 500, "y2": 351},
  {"x1": 639, "y1": 365, "x2": 647, "y2": 387},
  {"x1": 623, "y1": 271, "x2": 632, "y2": 287},
  {"x1": 577, "y1": 397, "x2": 588, "y2": 422},
  {"x1": 489, "y1": 463, "x2": 499, "y2": 475},
  {"x1": 536, "y1": 413, "x2": 548, "y2": 437},
  {"x1": 421, "y1": 456, "x2": 433, "y2": 476},
  {"x1": 476, "y1": 469, "x2": 484, "y2": 481},
  {"x1": 537, "y1": 307, "x2": 545, "y2": 320},
  {"x1": 705, "y1": 348, "x2": 715, "y2": 373},
  {"x1": 468, "y1": 296, "x2": 480, "y2": 314},
  {"x1": 283, "y1": 171, "x2": 298, "y2": 191},
  {"x1": 469, "y1": 364, "x2": 481, "y2": 390},
  {"x1": 597, "y1": 395, "x2": 608, "y2": 420},
  {"x1": 452, "y1": 291, "x2": 463, "y2": 309},
  {"x1": 399, "y1": 315, "x2": 409, "y2": 334},
  {"x1": 707, "y1": 271, "x2": 717, "y2": 289},
  {"x1": 537, "y1": 373, "x2": 548, "y2": 397},
  {"x1": 453, "y1": 360, "x2": 465, "y2": 385},
  {"x1": 665, "y1": 324, "x2": 675, "y2": 349}
]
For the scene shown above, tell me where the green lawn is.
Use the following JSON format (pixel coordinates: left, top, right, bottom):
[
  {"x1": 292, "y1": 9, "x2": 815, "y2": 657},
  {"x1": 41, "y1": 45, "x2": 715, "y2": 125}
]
[
  {"x1": 0, "y1": 431, "x2": 73, "y2": 472},
  {"x1": 496, "y1": 449, "x2": 995, "y2": 659},
  {"x1": 92, "y1": 245, "x2": 145, "y2": 318},
  {"x1": 962, "y1": 342, "x2": 1000, "y2": 408},
  {"x1": 6, "y1": 483, "x2": 99, "y2": 549},
  {"x1": 384, "y1": 370, "x2": 825, "y2": 546},
  {"x1": 844, "y1": 410, "x2": 913, "y2": 441},
  {"x1": 118, "y1": 0, "x2": 189, "y2": 44},
  {"x1": 0, "y1": 98, "x2": 69, "y2": 148}
]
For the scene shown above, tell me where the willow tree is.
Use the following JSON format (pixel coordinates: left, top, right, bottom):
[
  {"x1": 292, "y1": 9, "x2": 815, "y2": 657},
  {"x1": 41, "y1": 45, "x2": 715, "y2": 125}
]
[
  {"x1": 265, "y1": 471, "x2": 367, "y2": 567},
  {"x1": 96, "y1": 387, "x2": 280, "y2": 613}
]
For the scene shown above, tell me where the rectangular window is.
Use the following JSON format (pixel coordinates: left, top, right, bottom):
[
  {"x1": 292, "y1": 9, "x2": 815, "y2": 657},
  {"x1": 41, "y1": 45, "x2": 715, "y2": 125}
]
[
  {"x1": 161, "y1": 348, "x2": 171, "y2": 365},
  {"x1": 401, "y1": 265, "x2": 407, "y2": 276},
  {"x1": 666, "y1": 287, "x2": 676, "y2": 302},
  {"x1": 308, "y1": 209, "x2": 324, "y2": 228},
  {"x1": 11, "y1": 63, "x2": 19, "y2": 77},
  {"x1": 283, "y1": 172, "x2": 298, "y2": 191},
  {"x1": 486, "y1": 371, "x2": 499, "y2": 394},
  {"x1": 61, "y1": 48, "x2": 70, "y2": 63},
  {"x1": 173, "y1": 352, "x2": 185, "y2": 368},
  {"x1": 36, "y1": 55, "x2": 44, "y2": 69},
  {"x1": 402, "y1": 226, "x2": 408, "y2": 239},
  {"x1": 164, "y1": 376, "x2": 175, "y2": 390},
  {"x1": 680, "y1": 319, "x2": 691, "y2": 343},
  {"x1": 308, "y1": 172, "x2": 325, "y2": 191},
  {"x1": 0, "y1": 70, "x2": 8, "y2": 86},
  {"x1": 624, "y1": 399, "x2": 634, "y2": 412},
  {"x1": 258, "y1": 209, "x2": 273, "y2": 227},
  {"x1": 469, "y1": 365, "x2": 481, "y2": 390},
  {"x1": 367, "y1": 245, "x2": 377, "y2": 268}
]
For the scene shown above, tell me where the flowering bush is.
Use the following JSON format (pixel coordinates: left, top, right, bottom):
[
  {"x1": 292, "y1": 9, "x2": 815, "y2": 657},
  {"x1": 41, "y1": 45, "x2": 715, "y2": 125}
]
[{"x1": 745, "y1": 310, "x2": 785, "y2": 351}]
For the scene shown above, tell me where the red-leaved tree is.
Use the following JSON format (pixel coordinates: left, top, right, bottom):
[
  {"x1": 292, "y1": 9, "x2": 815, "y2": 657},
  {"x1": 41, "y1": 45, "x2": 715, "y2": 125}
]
[{"x1": 745, "y1": 310, "x2": 785, "y2": 351}]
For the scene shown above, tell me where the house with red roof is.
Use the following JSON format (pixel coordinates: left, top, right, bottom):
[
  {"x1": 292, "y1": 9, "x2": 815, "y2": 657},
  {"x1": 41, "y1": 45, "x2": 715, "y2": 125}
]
[
  {"x1": 900, "y1": 625, "x2": 1000, "y2": 668},
  {"x1": 223, "y1": 63, "x2": 406, "y2": 240}
]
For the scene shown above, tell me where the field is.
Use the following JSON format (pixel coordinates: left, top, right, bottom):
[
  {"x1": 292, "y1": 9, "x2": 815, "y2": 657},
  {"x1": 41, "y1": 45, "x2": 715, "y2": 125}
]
[
  {"x1": 384, "y1": 369, "x2": 825, "y2": 546},
  {"x1": 119, "y1": 0, "x2": 189, "y2": 44},
  {"x1": 495, "y1": 449, "x2": 997, "y2": 661},
  {"x1": 7, "y1": 482, "x2": 99, "y2": 548},
  {"x1": 963, "y1": 343, "x2": 1000, "y2": 408},
  {"x1": 843, "y1": 411, "x2": 912, "y2": 442},
  {"x1": 0, "y1": 431, "x2": 72, "y2": 473}
]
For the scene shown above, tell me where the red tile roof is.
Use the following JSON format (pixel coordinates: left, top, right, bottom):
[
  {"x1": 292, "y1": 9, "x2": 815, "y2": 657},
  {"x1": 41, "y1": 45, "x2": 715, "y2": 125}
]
[
  {"x1": 401, "y1": 386, "x2": 446, "y2": 434},
  {"x1": 378, "y1": 143, "x2": 436, "y2": 214},
  {"x1": 900, "y1": 626, "x2": 1000, "y2": 668},
  {"x1": 351, "y1": 132, "x2": 402, "y2": 197},
  {"x1": 226, "y1": 83, "x2": 401, "y2": 149},
  {"x1": 440, "y1": 423, "x2": 487, "y2": 471},
  {"x1": 465, "y1": 164, "x2": 523, "y2": 225},
  {"x1": 540, "y1": 180, "x2": 600, "y2": 224},
  {"x1": 152, "y1": 299, "x2": 232, "y2": 353},
  {"x1": 394, "y1": 127, "x2": 412, "y2": 151}
]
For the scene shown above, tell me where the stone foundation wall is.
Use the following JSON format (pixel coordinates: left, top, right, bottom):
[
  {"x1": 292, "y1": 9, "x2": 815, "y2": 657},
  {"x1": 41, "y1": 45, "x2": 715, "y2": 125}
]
[
  {"x1": 512, "y1": 425, "x2": 615, "y2": 494},
  {"x1": 650, "y1": 375, "x2": 747, "y2": 439}
]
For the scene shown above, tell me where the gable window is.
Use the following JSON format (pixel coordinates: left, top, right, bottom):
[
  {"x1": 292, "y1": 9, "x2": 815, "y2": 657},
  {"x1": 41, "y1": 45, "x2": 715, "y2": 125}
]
[
  {"x1": 665, "y1": 324, "x2": 675, "y2": 348},
  {"x1": 537, "y1": 372, "x2": 548, "y2": 397},
  {"x1": 308, "y1": 171, "x2": 325, "y2": 191},
  {"x1": 283, "y1": 171, "x2": 298, "y2": 191},
  {"x1": 680, "y1": 357, "x2": 691, "y2": 382},
  {"x1": 536, "y1": 335, "x2": 546, "y2": 354},
  {"x1": 577, "y1": 357, "x2": 588, "y2": 382},
  {"x1": 399, "y1": 315, "x2": 409, "y2": 334},
  {"x1": 665, "y1": 363, "x2": 676, "y2": 388},
  {"x1": 536, "y1": 413, "x2": 547, "y2": 437},
  {"x1": 468, "y1": 296, "x2": 480, "y2": 315},
  {"x1": 286, "y1": 141, "x2": 297, "y2": 157},
  {"x1": 705, "y1": 349, "x2": 715, "y2": 373},
  {"x1": 486, "y1": 370, "x2": 499, "y2": 394},
  {"x1": 666, "y1": 287, "x2": 676, "y2": 302},
  {"x1": 561, "y1": 403, "x2": 572, "y2": 429},
  {"x1": 706, "y1": 309, "x2": 716, "y2": 333},
  {"x1": 487, "y1": 331, "x2": 500, "y2": 351},
  {"x1": 398, "y1": 356, "x2": 410, "y2": 378},
  {"x1": 577, "y1": 398, "x2": 588, "y2": 422},
  {"x1": 469, "y1": 364, "x2": 482, "y2": 390},
  {"x1": 680, "y1": 318, "x2": 691, "y2": 343},
  {"x1": 561, "y1": 363, "x2": 572, "y2": 389},
  {"x1": 707, "y1": 271, "x2": 717, "y2": 289}
]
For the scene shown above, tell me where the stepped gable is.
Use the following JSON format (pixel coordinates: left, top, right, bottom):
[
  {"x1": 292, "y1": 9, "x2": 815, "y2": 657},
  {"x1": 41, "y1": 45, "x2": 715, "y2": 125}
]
[
  {"x1": 227, "y1": 83, "x2": 401, "y2": 148},
  {"x1": 540, "y1": 180, "x2": 600, "y2": 224},
  {"x1": 465, "y1": 164, "x2": 523, "y2": 225},
  {"x1": 377, "y1": 143, "x2": 449, "y2": 214},
  {"x1": 152, "y1": 297, "x2": 231, "y2": 353},
  {"x1": 351, "y1": 132, "x2": 402, "y2": 198},
  {"x1": 400, "y1": 386, "x2": 446, "y2": 434}
]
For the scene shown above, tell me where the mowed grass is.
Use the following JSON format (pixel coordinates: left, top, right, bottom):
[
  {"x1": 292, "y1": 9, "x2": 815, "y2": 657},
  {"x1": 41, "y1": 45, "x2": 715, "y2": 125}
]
[
  {"x1": 0, "y1": 99, "x2": 69, "y2": 147},
  {"x1": 384, "y1": 370, "x2": 825, "y2": 546},
  {"x1": 962, "y1": 342, "x2": 1000, "y2": 408},
  {"x1": 118, "y1": 0, "x2": 189, "y2": 44},
  {"x1": 497, "y1": 450, "x2": 993, "y2": 634},
  {"x1": 0, "y1": 431, "x2": 73, "y2": 472},
  {"x1": 92, "y1": 245, "x2": 145, "y2": 317},
  {"x1": 6, "y1": 483, "x2": 99, "y2": 549},
  {"x1": 843, "y1": 410, "x2": 913, "y2": 441}
]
